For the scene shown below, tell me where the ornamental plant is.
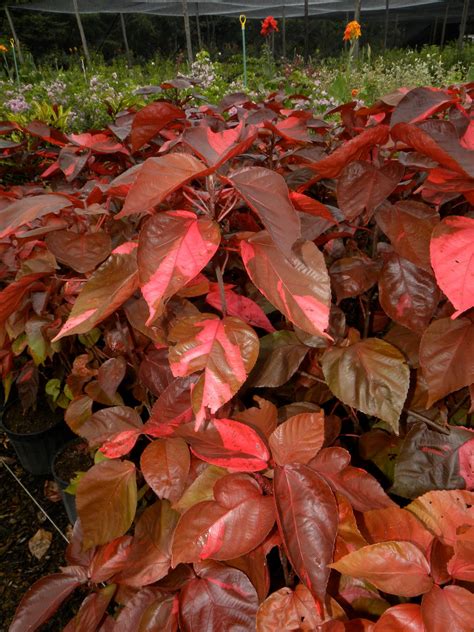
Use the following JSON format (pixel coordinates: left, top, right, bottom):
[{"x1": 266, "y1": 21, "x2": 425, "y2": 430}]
[{"x1": 2, "y1": 80, "x2": 474, "y2": 631}]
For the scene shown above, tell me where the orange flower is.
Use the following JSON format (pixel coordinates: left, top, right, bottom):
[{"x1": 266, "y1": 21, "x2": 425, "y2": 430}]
[
  {"x1": 0, "y1": 44, "x2": 8, "y2": 53},
  {"x1": 351, "y1": 88, "x2": 359, "y2": 98},
  {"x1": 343, "y1": 20, "x2": 362, "y2": 42}
]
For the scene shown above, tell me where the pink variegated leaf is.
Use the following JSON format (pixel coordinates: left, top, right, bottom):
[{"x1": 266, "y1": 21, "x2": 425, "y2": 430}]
[
  {"x1": 171, "y1": 473, "x2": 275, "y2": 564},
  {"x1": 230, "y1": 168, "x2": 301, "y2": 257},
  {"x1": 53, "y1": 249, "x2": 139, "y2": 341},
  {"x1": 138, "y1": 211, "x2": 220, "y2": 324},
  {"x1": 206, "y1": 288, "x2": 275, "y2": 333},
  {"x1": 116, "y1": 154, "x2": 208, "y2": 218},
  {"x1": 241, "y1": 232, "x2": 331, "y2": 338},
  {"x1": 176, "y1": 418, "x2": 270, "y2": 471},
  {"x1": 182, "y1": 121, "x2": 257, "y2": 168},
  {"x1": 168, "y1": 314, "x2": 259, "y2": 428}
]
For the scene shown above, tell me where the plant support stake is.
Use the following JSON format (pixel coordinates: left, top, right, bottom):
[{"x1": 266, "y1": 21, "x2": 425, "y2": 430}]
[{"x1": 240, "y1": 15, "x2": 247, "y2": 88}]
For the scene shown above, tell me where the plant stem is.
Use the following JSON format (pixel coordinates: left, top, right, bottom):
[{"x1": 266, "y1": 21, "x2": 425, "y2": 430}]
[
  {"x1": 215, "y1": 264, "x2": 227, "y2": 317},
  {"x1": 405, "y1": 409, "x2": 450, "y2": 435}
]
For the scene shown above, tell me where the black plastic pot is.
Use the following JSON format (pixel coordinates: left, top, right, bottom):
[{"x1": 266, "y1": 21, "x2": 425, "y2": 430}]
[
  {"x1": 52, "y1": 441, "x2": 78, "y2": 524},
  {"x1": 1, "y1": 408, "x2": 72, "y2": 476}
]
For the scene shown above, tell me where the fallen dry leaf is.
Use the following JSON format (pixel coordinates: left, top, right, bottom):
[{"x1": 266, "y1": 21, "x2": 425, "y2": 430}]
[
  {"x1": 44, "y1": 480, "x2": 61, "y2": 502},
  {"x1": 28, "y1": 529, "x2": 52, "y2": 560}
]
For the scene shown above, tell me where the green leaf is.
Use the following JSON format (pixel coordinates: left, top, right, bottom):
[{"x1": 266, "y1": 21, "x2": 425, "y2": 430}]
[{"x1": 322, "y1": 338, "x2": 410, "y2": 433}]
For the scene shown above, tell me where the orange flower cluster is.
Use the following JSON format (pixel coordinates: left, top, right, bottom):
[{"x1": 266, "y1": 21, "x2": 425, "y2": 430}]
[
  {"x1": 260, "y1": 16, "x2": 279, "y2": 37},
  {"x1": 0, "y1": 44, "x2": 8, "y2": 53},
  {"x1": 343, "y1": 20, "x2": 362, "y2": 41}
]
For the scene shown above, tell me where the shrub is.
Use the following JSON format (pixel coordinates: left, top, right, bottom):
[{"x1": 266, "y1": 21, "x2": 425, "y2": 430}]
[{"x1": 2, "y1": 80, "x2": 474, "y2": 630}]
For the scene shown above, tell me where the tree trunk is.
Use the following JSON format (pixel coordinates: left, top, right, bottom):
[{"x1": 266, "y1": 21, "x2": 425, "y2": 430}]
[
  {"x1": 458, "y1": 0, "x2": 470, "y2": 50},
  {"x1": 353, "y1": 0, "x2": 362, "y2": 58},
  {"x1": 5, "y1": 7, "x2": 24, "y2": 64},
  {"x1": 383, "y1": 0, "x2": 390, "y2": 52},
  {"x1": 282, "y1": 6, "x2": 286, "y2": 58},
  {"x1": 196, "y1": 4, "x2": 202, "y2": 51},
  {"x1": 182, "y1": 0, "x2": 193, "y2": 66},
  {"x1": 441, "y1": 1, "x2": 450, "y2": 48},
  {"x1": 72, "y1": 0, "x2": 90, "y2": 64},
  {"x1": 304, "y1": 0, "x2": 309, "y2": 61},
  {"x1": 119, "y1": 13, "x2": 131, "y2": 66}
]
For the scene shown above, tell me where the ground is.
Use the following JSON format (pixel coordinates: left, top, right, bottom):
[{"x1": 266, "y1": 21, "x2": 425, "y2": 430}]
[{"x1": 0, "y1": 439, "x2": 85, "y2": 630}]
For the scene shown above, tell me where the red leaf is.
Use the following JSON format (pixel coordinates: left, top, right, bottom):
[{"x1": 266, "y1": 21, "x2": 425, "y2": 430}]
[
  {"x1": 143, "y1": 376, "x2": 196, "y2": 438},
  {"x1": 72, "y1": 405, "x2": 142, "y2": 447},
  {"x1": 419, "y1": 317, "x2": 474, "y2": 407},
  {"x1": 391, "y1": 122, "x2": 472, "y2": 178},
  {"x1": 375, "y1": 200, "x2": 439, "y2": 271},
  {"x1": 179, "y1": 562, "x2": 259, "y2": 631},
  {"x1": 289, "y1": 191, "x2": 336, "y2": 223},
  {"x1": 330, "y1": 255, "x2": 380, "y2": 302},
  {"x1": 171, "y1": 473, "x2": 275, "y2": 563},
  {"x1": 0, "y1": 273, "x2": 44, "y2": 328},
  {"x1": 182, "y1": 121, "x2": 257, "y2": 168},
  {"x1": 131, "y1": 101, "x2": 185, "y2": 152},
  {"x1": 114, "y1": 587, "x2": 166, "y2": 632},
  {"x1": 274, "y1": 463, "x2": 338, "y2": 601},
  {"x1": 378, "y1": 252, "x2": 439, "y2": 333},
  {"x1": 70, "y1": 132, "x2": 127, "y2": 154},
  {"x1": 256, "y1": 584, "x2": 324, "y2": 631},
  {"x1": 337, "y1": 161, "x2": 403, "y2": 220},
  {"x1": 233, "y1": 396, "x2": 278, "y2": 439},
  {"x1": 407, "y1": 490, "x2": 474, "y2": 547},
  {"x1": 53, "y1": 249, "x2": 139, "y2": 341},
  {"x1": 76, "y1": 460, "x2": 137, "y2": 549},
  {"x1": 330, "y1": 541, "x2": 433, "y2": 597},
  {"x1": 241, "y1": 232, "x2": 331, "y2": 338},
  {"x1": 421, "y1": 585, "x2": 474, "y2": 632},
  {"x1": 136, "y1": 594, "x2": 178, "y2": 632},
  {"x1": 230, "y1": 167, "x2": 301, "y2": 256},
  {"x1": 168, "y1": 314, "x2": 259, "y2": 427},
  {"x1": 309, "y1": 125, "x2": 390, "y2": 178},
  {"x1": 114, "y1": 500, "x2": 179, "y2": 587},
  {"x1": 359, "y1": 507, "x2": 434, "y2": 557},
  {"x1": 138, "y1": 211, "x2": 220, "y2": 324},
  {"x1": 177, "y1": 417, "x2": 270, "y2": 471},
  {"x1": 206, "y1": 288, "x2": 275, "y2": 332},
  {"x1": 373, "y1": 604, "x2": 425, "y2": 632},
  {"x1": 88, "y1": 535, "x2": 133, "y2": 583},
  {"x1": 269, "y1": 412, "x2": 325, "y2": 466},
  {"x1": 0, "y1": 193, "x2": 72, "y2": 239},
  {"x1": 310, "y1": 447, "x2": 395, "y2": 512},
  {"x1": 391, "y1": 87, "x2": 453, "y2": 127},
  {"x1": 116, "y1": 153, "x2": 208, "y2": 218},
  {"x1": 98, "y1": 357, "x2": 127, "y2": 400},
  {"x1": 62, "y1": 584, "x2": 116, "y2": 632},
  {"x1": 141, "y1": 438, "x2": 190, "y2": 502},
  {"x1": 430, "y1": 216, "x2": 474, "y2": 317},
  {"x1": 45, "y1": 229, "x2": 111, "y2": 273},
  {"x1": 9, "y1": 574, "x2": 83, "y2": 632},
  {"x1": 447, "y1": 526, "x2": 474, "y2": 581}
]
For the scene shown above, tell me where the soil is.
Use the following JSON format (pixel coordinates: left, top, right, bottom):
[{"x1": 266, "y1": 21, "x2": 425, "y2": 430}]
[
  {"x1": 54, "y1": 441, "x2": 94, "y2": 483},
  {"x1": 0, "y1": 436, "x2": 85, "y2": 629},
  {"x1": 3, "y1": 398, "x2": 64, "y2": 434}
]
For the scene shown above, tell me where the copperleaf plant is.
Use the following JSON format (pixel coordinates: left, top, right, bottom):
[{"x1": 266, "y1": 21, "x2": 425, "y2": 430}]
[{"x1": 2, "y1": 80, "x2": 474, "y2": 631}]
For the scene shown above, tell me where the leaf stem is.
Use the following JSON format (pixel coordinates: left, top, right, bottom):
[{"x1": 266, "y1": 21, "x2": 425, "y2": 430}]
[
  {"x1": 405, "y1": 409, "x2": 450, "y2": 435},
  {"x1": 215, "y1": 264, "x2": 227, "y2": 317}
]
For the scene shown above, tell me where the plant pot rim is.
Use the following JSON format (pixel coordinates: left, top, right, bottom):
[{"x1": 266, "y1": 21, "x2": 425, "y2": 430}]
[
  {"x1": 52, "y1": 437, "x2": 88, "y2": 486},
  {"x1": 0, "y1": 406, "x2": 65, "y2": 439}
]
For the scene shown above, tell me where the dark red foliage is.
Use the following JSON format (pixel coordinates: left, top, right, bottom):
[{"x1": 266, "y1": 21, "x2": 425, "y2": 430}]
[{"x1": 2, "y1": 79, "x2": 474, "y2": 631}]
